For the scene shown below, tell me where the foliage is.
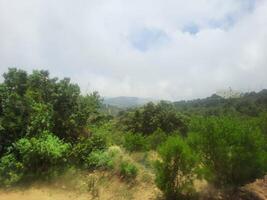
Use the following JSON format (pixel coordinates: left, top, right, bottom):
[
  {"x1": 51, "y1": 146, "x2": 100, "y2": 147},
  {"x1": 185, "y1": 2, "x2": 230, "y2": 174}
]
[
  {"x1": 0, "y1": 68, "x2": 103, "y2": 153},
  {"x1": 3, "y1": 68, "x2": 28, "y2": 96},
  {"x1": 120, "y1": 161, "x2": 138, "y2": 180},
  {"x1": 257, "y1": 112, "x2": 267, "y2": 137},
  {"x1": 26, "y1": 102, "x2": 54, "y2": 136},
  {"x1": 88, "y1": 122, "x2": 118, "y2": 146},
  {"x1": 86, "y1": 150, "x2": 114, "y2": 170},
  {"x1": 155, "y1": 136, "x2": 200, "y2": 200},
  {"x1": 71, "y1": 133, "x2": 107, "y2": 166},
  {"x1": 0, "y1": 90, "x2": 31, "y2": 155},
  {"x1": 13, "y1": 131, "x2": 70, "y2": 175},
  {"x1": 78, "y1": 92, "x2": 103, "y2": 124},
  {"x1": 0, "y1": 154, "x2": 24, "y2": 187},
  {"x1": 146, "y1": 128, "x2": 167, "y2": 150},
  {"x1": 123, "y1": 132, "x2": 148, "y2": 152},
  {"x1": 118, "y1": 101, "x2": 189, "y2": 136},
  {"x1": 174, "y1": 90, "x2": 267, "y2": 117},
  {"x1": 52, "y1": 78, "x2": 81, "y2": 140},
  {"x1": 188, "y1": 116, "x2": 267, "y2": 187}
]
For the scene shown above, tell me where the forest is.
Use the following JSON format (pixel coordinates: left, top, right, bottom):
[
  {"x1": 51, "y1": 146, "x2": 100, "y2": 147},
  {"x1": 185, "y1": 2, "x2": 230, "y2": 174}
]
[{"x1": 0, "y1": 68, "x2": 267, "y2": 200}]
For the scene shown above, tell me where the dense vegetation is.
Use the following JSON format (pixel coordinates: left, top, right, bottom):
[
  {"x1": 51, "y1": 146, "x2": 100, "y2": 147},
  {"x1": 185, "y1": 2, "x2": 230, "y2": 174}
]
[
  {"x1": 0, "y1": 68, "x2": 267, "y2": 199},
  {"x1": 0, "y1": 68, "x2": 105, "y2": 185}
]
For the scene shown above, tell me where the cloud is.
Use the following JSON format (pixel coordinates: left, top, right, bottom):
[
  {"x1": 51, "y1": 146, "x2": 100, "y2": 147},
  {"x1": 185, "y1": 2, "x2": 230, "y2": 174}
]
[
  {"x1": 129, "y1": 28, "x2": 170, "y2": 52},
  {"x1": 182, "y1": 23, "x2": 199, "y2": 35},
  {"x1": 0, "y1": 0, "x2": 266, "y2": 100}
]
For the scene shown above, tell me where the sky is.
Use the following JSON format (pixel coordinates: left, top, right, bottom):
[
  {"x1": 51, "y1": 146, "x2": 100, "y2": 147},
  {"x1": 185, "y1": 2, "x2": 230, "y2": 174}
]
[{"x1": 0, "y1": 0, "x2": 267, "y2": 100}]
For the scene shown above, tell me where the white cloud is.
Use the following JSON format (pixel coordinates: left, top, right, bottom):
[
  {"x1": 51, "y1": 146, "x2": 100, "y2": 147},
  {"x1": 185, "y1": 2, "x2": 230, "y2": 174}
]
[{"x1": 0, "y1": 0, "x2": 266, "y2": 100}]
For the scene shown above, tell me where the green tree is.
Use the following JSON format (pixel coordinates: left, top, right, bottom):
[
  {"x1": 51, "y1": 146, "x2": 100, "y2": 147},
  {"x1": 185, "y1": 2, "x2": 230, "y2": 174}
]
[
  {"x1": 0, "y1": 69, "x2": 31, "y2": 155},
  {"x1": 155, "y1": 136, "x2": 199, "y2": 200},
  {"x1": 26, "y1": 102, "x2": 54, "y2": 136},
  {"x1": 52, "y1": 78, "x2": 80, "y2": 141},
  {"x1": 119, "y1": 101, "x2": 188, "y2": 136},
  {"x1": 123, "y1": 132, "x2": 148, "y2": 152},
  {"x1": 3, "y1": 68, "x2": 28, "y2": 96},
  {"x1": 147, "y1": 128, "x2": 167, "y2": 150},
  {"x1": 188, "y1": 116, "x2": 267, "y2": 187},
  {"x1": 76, "y1": 91, "x2": 102, "y2": 129},
  {"x1": 0, "y1": 92, "x2": 31, "y2": 154},
  {"x1": 27, "y1": 70, "x2": 57, "y2": 103},
  {"x1": 0, "y1": 68, "x2": 103, "y2": 156}
]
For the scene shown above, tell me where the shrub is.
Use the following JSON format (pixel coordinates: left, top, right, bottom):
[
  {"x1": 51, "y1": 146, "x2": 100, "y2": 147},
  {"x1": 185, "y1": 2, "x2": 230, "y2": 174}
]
[
  {"x1": 188, "y1": 116, "x2": 267, "y2": 187},
  {"x1": 88, "y1": 122, "x2": 117, "y2": 145},
  {"x1": 0, "y1": 154, "x2": 24, "y2": 187},
  {"x1": 120, "y1": 161, "x2": 138, "y2": 180},
  {"x1": 86, "y1": 150, "x2": 114, "y2": 170},
  {"x1": 155, "y1": 136, "x2": 199, "y2": 200},
  {"x1": 90, "y1": 133, "x2": 108, "y2": 151},
  {"x1": 71, "y1": 133, "x2": 107, "y2": 166},
  {"x1": 147, "y1": 128, "x2": 167, "y2": 150},
  {"x1": 123, "y1": 132, "x2": 148, "y2": 152},
  {"x1": 14, "y1": 131, "x2": 70, "y2": 176}
]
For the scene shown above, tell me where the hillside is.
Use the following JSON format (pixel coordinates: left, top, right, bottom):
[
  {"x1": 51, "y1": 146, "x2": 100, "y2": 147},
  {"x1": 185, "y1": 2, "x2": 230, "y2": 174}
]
[
  {"x1": 103, "y1": 96, "x2": 154, "y2": 108},
  {"x1": 174, "y1": 90, "x2": 267, "y2": 116}
]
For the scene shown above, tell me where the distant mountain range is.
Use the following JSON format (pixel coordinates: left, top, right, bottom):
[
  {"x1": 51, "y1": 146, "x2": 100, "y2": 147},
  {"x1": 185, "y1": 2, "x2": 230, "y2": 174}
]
[
  {"x1": 103, "y1": 96, "x2": 154, "y2": 108},
  {"x1": 103, "y1": 89, "x2": 267, "y2": 111},
  {"x1": 173, "y1": 89, "x2": 267, "y2": 116}
]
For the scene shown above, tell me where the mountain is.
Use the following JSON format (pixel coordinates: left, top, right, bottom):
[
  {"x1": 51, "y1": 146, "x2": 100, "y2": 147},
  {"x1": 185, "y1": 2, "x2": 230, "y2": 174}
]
[
  {"x1": 173, "y1": 89, "x2": 267, "y2": 116},
  {"x1": 103, "y1": 96, "x2": 153, "y2": 108}
]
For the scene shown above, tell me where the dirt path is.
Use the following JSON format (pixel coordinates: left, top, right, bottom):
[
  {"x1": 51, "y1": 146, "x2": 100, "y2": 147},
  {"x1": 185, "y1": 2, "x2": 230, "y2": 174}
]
[
  {"x1": 0, "y1": 185, "x2": 158, "y2": 200},
  {"x1": 0, "y1": 176, "x2": 159, "y2": 200},
  {"x1": 0, "y1": 188, "x2": 89, "y2": 200}
]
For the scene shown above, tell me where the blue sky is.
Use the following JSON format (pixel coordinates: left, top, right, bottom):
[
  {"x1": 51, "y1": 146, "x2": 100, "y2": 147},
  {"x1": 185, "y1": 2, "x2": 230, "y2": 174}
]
[
  {"x1": 182, "y1": 23, "x2": 199, "y2": 35},
  {"x1": 130, "y1": 28, "x2": 169, "y2": 52},
  {"x1": 0, "y1": 0, "x2": 266, "y2": 100}
]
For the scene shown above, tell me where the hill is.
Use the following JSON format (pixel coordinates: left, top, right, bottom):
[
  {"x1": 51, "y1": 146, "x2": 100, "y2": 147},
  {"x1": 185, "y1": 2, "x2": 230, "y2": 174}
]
[
  {"x1": 173, "y1": 89, "x2": 267, "y2": 116},
  {"x1": 103, "y1": 96, "x2": 154, "y2": 108}
]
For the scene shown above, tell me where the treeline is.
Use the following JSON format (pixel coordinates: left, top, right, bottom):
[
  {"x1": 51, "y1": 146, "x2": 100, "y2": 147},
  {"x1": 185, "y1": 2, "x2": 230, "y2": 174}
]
[
  {"x1": 174, "y1": 91, "x2": 267, "y2": 117},
  {"x1": 0, "y1": 68, "x2": 267, "y2": 200}
]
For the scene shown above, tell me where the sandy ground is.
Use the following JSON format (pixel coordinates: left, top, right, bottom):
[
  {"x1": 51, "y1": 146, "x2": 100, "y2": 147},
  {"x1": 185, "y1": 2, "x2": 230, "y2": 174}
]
[
  {"x1": 0, "y1": 188, "x2": 89, "y2": 200},
  {"x1": 0, "y1": 172, "x2": 159, "y2": 200},
  {"x1": 0, "y1": 184, "x2": 158, "y2": 200},
  {"x1": 1, "y1": 177, "x2": 267, "y2": 200}
]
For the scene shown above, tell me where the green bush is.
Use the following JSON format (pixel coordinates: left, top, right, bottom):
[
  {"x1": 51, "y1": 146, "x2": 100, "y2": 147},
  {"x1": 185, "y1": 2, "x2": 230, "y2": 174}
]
[
  {"x1": 71, "y1": 133, "x2": 107, "y2": 166},
  {"x1": 14, "y1": 131, "x2": 70, "y2": 176},
  {"x1": 90, "y1": 133, "x2": 108, "y2": 151},
  {"x1": 0, "y1": 154, "x2": 24, "y2": 187},
  {"x1": 188, "y1": 116, "x2": 267, "y2": 187},
  {"x1": 89, "y1": 122, "x2": 124, "y2": 146},
  {"x1": 86, "y1": 150, "x2": 113, "y2": 170},
  {"x1": 123, "y1": 132, "x2": 148, "y2": 152},
  {"x1": 147, "y1": 128, "x2": 167, "y2": 150},
  {"x1": 120, "y1": 161, "x2": 138, "y2": 180},
  {"x1": 155, "y1": 136, "x2": 199, "y2": 200}
]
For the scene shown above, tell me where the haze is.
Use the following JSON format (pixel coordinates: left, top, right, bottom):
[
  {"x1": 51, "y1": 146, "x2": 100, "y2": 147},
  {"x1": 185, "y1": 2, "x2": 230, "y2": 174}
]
[{"x1": 0, "y1": 0, "x2": 267, "y2": 100}]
